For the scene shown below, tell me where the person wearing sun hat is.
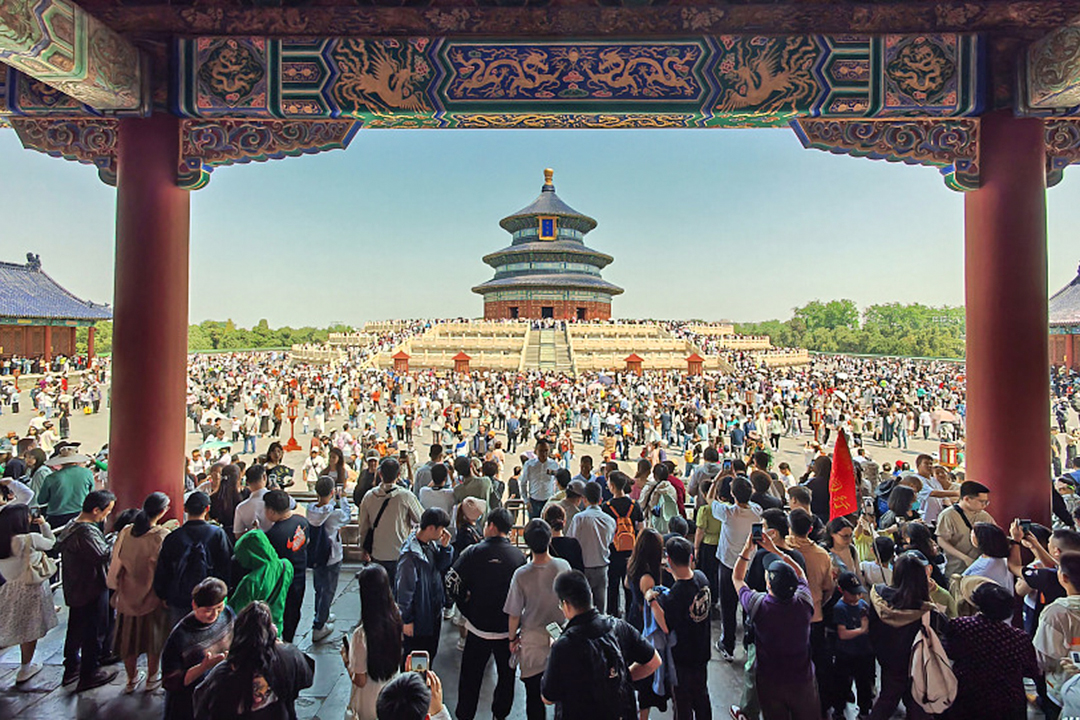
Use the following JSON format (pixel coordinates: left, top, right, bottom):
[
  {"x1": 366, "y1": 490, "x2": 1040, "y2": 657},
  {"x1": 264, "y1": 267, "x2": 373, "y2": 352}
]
[{"x1": 35, "y1": 443, "x2": 94, "y2": 527}]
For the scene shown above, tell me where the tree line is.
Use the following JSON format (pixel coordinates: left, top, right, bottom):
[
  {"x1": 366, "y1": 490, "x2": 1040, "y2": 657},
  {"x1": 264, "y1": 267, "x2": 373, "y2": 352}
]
[
  {"x1": 78, "y1": 319, "x2": 353, "y2": 355},
  {"x1": 734, "y1": 299, "x2": 966, "y2": 358}
]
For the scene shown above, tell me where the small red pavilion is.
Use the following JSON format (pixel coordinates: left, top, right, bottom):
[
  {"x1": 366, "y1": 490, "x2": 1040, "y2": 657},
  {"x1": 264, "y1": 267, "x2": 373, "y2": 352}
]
[{"x1": 1050, "y1": 264, "x2": 1080, "y2": 369}]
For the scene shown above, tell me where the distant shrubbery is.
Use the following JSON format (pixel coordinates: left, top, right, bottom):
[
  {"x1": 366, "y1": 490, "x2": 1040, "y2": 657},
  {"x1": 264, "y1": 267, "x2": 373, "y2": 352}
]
[
  {"x1": 735, "y1": 299, "x2": 966, "y2": 359},
  {"x1": 78, "y1": 320, "x2": 353, "y2": 355}
]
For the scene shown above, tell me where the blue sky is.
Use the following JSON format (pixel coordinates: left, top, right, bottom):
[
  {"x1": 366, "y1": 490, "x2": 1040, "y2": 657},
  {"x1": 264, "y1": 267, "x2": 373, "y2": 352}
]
[{"x1": 2, "y1": 126, "x2": 1079, "y2": 327}]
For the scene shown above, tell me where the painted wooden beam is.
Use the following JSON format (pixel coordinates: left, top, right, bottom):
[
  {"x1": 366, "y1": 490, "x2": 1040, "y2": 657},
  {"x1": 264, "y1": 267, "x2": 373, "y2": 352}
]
[{"x1": 0, "y1": 0, "x2": 145, "y2": 113}]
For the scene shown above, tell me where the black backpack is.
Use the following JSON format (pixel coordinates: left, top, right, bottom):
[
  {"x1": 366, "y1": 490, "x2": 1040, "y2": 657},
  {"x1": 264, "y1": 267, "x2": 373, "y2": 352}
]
[
  {"x1": 169, "y1": 527, "x2": 211, "y2": 605},
  {"x1": 562, "y1": 617, "x2": 633, "y2": 720},
  {"x1": 307, "y1": 522, "x2": 332, "y2": 569}
]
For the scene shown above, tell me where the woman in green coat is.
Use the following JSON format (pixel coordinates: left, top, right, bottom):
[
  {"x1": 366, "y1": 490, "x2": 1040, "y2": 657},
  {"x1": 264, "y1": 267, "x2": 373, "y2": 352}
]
[{"x1": 230, "y1": 530, "x2": 293, "y2": 631}]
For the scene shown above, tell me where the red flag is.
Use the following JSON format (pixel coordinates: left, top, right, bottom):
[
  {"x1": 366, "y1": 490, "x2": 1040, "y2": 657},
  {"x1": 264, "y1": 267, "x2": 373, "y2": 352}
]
[{"x1": 828, "y1": 430, "x2": 858, "y2": 521}]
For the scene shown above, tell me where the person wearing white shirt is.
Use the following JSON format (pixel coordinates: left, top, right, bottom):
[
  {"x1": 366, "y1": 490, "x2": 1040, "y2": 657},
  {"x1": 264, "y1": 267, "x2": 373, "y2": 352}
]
[
  {"x1": 307, "y1": 476, "x2": 352, "y2": 642},
  {"x1": 418, "y1": 464, "x2": 455, "y2": 516},
  {"x1": 910, "y1": 453, "x2": 958, "y2": 525},
  {"x1": 0, "y1": 476, "x2": 34, "y2": 506},
  {"x1": 522, "y1": 439, "x2": 560, "y2": 520},
  {"x1": 233, "y1": 464, "x2": 295, "y2": 536},
  {"x1": 710, "y1": 475, "x2": 763, "y2": 660},
  {"x1": 303, "y1": 449, "x2": 327, "y2": 489}
]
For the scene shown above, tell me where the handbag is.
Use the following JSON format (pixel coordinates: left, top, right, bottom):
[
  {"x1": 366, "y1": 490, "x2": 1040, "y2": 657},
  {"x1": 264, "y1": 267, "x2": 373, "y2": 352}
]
[
  {"x1": 362, "y1": 490, "x2": 395, "y2": 555},
  {"x1": 22, "y1": 536, "x2": 58, "y2": 585}
]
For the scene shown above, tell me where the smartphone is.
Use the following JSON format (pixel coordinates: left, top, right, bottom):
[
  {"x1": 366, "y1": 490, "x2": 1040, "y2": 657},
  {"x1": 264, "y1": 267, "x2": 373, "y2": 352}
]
[
  {"x1": 751, "y1": 523, "x2": 763, "y2": 543},
  {"x1": 862, "y1": 497, "x2": 875, "y2": 515},
  {"x1": 341, "y1": 634, "x2": 350, "y2": 657},
  {"x1": 722, "y1": 459, "x2": 732, "y2": 472},
  {"x1": 409, "y1": 650, "x2": 429, "y2": 674},
  {"x1": 1071, "y1": 650, "x2": 1080, "y2": 665},
  {"x1": 1019, "y1": 518, "x2": 1033, "y2": 535},
  {"x1": 30, "y1": 507, "x2": 42, "y2": 521},
  {"x1": 545, "y1": 622, "x2": 562, "y2": 641}
]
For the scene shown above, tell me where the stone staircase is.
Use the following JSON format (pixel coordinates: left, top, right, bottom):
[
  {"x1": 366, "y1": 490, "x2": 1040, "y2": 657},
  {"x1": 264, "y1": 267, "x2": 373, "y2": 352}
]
[{"x1": 523, "y1": 327, "x2": 575, "y2": 373}]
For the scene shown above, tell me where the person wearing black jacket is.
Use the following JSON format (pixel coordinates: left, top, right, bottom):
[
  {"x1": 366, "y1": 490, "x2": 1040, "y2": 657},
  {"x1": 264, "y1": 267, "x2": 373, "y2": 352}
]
[
  {"x1": 804, "y1": 456, "x2": 832, "y2": 524},
  {"x1": 445, "y1": 508, "x2": 526, "y2": 720},
  {"x1": 56, "y1": 490, "x2": 118, "y2": 691},
  {"x1": 154, "y1": 492, "x2": 233, "y2": 629}
]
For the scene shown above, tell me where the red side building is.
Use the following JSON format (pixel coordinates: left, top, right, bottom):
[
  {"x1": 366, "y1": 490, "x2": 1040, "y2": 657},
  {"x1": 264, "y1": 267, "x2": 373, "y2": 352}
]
[
  {"x1": 1050, "y1": 264, "x2": 1080, "y2": 369},
  {"x1": 0, "y1": 253, "x2": 111, "y2": 364}
]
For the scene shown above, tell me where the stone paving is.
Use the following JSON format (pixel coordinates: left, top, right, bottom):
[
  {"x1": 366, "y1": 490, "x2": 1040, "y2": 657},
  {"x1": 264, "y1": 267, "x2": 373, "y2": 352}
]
[{"x1": 0, "y1": 396, "x2": 971, "y2": 719}]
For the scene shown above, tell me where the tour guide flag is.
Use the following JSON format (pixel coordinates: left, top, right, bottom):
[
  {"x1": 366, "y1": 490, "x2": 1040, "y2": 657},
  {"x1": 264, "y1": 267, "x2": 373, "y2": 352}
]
[{"x1": 829, "y1": 430, "x2": 858, "y2": 521}]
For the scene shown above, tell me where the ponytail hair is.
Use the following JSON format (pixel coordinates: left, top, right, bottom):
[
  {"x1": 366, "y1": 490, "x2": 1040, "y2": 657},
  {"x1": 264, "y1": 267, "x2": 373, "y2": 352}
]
[{"x1": 132, "y1": 491, "x2": 170, "y2": 537}]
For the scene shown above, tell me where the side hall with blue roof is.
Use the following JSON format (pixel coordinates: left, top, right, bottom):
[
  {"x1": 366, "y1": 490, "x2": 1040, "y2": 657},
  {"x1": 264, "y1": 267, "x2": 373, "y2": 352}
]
[{"x1": 0, "y1": 253, "x2": 111, "y2": 361}]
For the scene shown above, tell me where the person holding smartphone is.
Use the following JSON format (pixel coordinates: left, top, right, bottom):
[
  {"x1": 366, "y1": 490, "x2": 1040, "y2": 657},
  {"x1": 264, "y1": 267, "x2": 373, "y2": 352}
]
[{"x1": 396, "y1": 508, "x2": 455, "y2": 664}]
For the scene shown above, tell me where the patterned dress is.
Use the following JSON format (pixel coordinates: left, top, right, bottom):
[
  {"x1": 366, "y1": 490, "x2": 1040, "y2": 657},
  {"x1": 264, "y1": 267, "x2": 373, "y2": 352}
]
[{"x1": 943, "y1": 614, "x2": 1039, "y2": 720}]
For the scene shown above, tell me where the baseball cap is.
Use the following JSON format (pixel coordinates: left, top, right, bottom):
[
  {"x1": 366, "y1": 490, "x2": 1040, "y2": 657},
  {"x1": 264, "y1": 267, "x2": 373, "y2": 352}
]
[
  {"x1": 184, "y1": 491, "x2": 211, "y2": 514},
  {"x1": 837, "y1": 571, "x2": 864, "y2": 595},
  {"x1": 901, "y1": 549, "x2": 930, "y2": 566},
  {"x1": 766, "y1": 560, "x2": 799, "y2": 601},
  {"x1": 566, "y1": 479, "x2": 587, "y2": 498}
]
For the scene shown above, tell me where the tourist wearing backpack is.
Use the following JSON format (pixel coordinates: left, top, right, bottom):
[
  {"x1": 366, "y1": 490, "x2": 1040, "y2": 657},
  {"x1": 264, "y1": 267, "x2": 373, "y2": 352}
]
[
  {"x1": 306, "y1": 476, "x2": 352, "y2": 643},
  {"x1": 867, "y1": 551, "x2": 949, "y2": 720},
  {"x1": 154, "y1": 492, "x2": 232, "y2": 629},
  {"x1": 603, "y1": 471, "x2": 643, "y2": 618},
  {"x1": 541, "y1": 570, "x2": 661, "y2": 720}
]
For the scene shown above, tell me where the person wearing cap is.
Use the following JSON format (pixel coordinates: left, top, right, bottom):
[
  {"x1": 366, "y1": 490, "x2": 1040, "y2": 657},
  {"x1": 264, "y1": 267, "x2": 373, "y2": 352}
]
[
  {"x1": 732, "y1": 528, "x2": 818, "y2": 720},
  {"x1": 154, "y1": 492, "x2": 234, "y2": 629},
  {"x1": 831, "y1": 571, "x2": 875, "y2": 719},
  {"x1": 567, "y1": 481, "x2": 616, "y2": 613},
  {"x1": 35, "y1": 446, "x2": 94, "y2": 527}
]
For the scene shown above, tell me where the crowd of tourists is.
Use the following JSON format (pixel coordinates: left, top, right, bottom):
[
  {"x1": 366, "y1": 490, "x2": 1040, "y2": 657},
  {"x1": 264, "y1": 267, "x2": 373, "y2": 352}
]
[{"x1": 5, "y1": 329, "x2": 1080, "y2": 719}]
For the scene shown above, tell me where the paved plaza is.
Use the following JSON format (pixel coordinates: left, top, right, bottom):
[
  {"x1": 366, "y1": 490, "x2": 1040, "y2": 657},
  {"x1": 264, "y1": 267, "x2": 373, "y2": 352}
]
[{"x1": 0, "y1": 392, "x2": 1010, "y2": 719}]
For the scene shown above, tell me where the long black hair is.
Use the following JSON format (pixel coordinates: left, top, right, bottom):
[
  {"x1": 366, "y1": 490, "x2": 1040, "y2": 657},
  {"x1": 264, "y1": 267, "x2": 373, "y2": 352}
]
[
  {"x1": 891, "y1": 553, "x2": 931, "y2": 610},
  {"x1": 131, "y1": 491, "x2": 170, "y2": 537},
  {"x1": 229, "y1": 601, "x2": 279, "y2": 714},
  {"x1": 628, "y1": 528, "x2": 664, "y2": 588},
  {"x1": 357, "y1": 563, "x2": 402, "y2": 682},
  {"x1": 212, "y1": 464, "x2": 243, "y2": 521},
  {"x1": 0, "y1": 504, "x2": 32, "y2": 559}
]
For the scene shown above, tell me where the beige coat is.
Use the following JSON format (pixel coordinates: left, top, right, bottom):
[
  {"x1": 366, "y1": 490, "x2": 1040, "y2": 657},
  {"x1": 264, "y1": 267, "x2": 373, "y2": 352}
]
[{"x1": 110, "y1": 524, "x2": 169, "y2": 617}]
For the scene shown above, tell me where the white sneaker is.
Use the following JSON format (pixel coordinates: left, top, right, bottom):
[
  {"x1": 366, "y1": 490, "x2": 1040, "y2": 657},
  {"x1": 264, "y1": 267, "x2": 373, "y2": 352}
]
[
  {"x1": 15, "y1": 663, "x2": 43, "y2": 684},
  {"x1": 327, "y1": 613, "x2": 337, "y2": 624},
  {"x1": 312, "y1": 623, "x2": 335, "y2": 643}
]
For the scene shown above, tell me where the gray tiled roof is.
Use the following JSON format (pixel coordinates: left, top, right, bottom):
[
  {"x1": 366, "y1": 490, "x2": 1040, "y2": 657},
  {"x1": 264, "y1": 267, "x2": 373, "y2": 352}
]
[
  {"x1": 0, "y1": 257, "x2": 112, "y2": 321},
  {"x1": 473, "y1": 272, "x2": 624, "y2": 295},
  {"x1": 1051, "y1": 265, "x2": 1080, "y2": 327}
]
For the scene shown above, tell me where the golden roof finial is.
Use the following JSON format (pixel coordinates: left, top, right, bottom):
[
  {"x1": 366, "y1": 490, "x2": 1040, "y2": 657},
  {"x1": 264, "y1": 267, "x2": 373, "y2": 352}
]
[{"x1": 543, "y1": 168, "x2": 554, "y2": 186}]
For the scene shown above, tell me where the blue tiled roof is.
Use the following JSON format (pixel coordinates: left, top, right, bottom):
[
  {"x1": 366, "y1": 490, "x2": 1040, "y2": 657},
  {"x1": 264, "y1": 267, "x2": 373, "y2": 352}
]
[
  {"x1": 473, "y1": 272, "x2": 624, "y2": 295},
  {"x1": 0, "y1": 257, "x2": 112, "y2": 321},
  {"x1": 500, "y1": 181, "x2": 598, "y2": 234}
]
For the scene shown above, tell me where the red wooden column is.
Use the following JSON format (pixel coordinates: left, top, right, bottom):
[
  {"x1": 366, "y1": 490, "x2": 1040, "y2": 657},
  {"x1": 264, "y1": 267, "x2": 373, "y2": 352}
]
[
  {"x1": 109, "y1": 114, "x2": 189, "y2": 521},
  {"x1": 87, "y1": 326, "x2": 95, "y2": 362},
  {"x1": 43, "y1": 325, "x2": 52, "y2": 363},
  {"x1": 1067, "y1": 334, "x2": 1076, "y2": 371},
  {"x1": 964, "y1": 110, "x2": 1050, "y2": 524}
]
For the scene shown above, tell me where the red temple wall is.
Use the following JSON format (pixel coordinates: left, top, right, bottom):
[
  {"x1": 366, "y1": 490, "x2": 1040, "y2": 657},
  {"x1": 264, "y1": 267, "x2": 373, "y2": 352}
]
[{"x1": 484, "y1": 299, "x2": 611, "y2": 321}]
